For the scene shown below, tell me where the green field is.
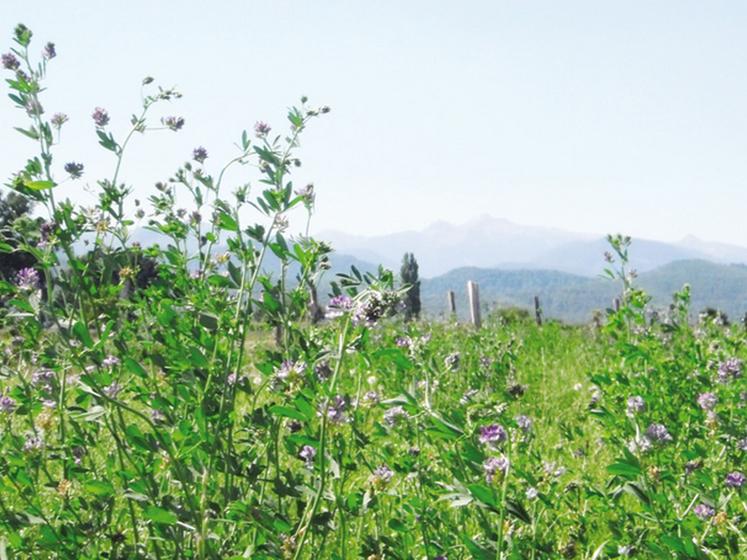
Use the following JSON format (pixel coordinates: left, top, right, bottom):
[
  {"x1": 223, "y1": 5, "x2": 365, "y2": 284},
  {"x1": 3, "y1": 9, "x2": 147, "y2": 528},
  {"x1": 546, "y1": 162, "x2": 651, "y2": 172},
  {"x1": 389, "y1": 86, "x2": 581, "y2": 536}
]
[{"x1": 1, "y1": 23, "x2": 745, "y2": 559}]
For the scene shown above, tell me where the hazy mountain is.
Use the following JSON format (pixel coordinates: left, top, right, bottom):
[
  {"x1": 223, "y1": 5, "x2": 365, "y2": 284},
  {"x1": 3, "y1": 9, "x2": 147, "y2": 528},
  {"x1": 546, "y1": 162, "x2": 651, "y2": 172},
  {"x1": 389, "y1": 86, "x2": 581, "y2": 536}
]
[
  {"x1": 676, "y1": 235, "x2": 747, "y2": 264},
  {"x1": 320, "y1": 215, "x2": 747, "y2": 278},
  {"x1": 420, "y1": 267, "x2": 612, "y2": 323},
  {"x1": 319, "y1": 215, "x2": 592, "y2": 276},
  {"x1": 419, "y1": 259, "x2": 747, "y2": 323},
  {"x1": 531, "y1": 238, "x2": 708, "y2": 276}
]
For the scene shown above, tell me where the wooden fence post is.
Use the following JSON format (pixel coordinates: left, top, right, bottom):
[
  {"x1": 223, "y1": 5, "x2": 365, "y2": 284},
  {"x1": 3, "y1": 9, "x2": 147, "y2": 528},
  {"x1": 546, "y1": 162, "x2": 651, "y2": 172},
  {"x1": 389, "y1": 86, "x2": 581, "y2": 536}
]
[
  {"x1": 467, "y1": 281, "x2": 481, "y2": 328},
  {"x1": 613, "y1": 297, "x2": 620, "y2": 312},
  {"x1": 447, "y1": 290, "x2": 456, "y2": 317},
  {"x1": 534, "y1": 295, "x2": 542, "y2": 326}
]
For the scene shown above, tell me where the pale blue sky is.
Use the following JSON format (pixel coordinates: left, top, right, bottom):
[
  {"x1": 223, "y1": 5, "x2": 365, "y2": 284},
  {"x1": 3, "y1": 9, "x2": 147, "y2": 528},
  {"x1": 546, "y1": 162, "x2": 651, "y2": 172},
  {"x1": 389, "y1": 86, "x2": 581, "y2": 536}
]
[{"x1": 2, "y1": 1, "x2": 747, "y2": 243}]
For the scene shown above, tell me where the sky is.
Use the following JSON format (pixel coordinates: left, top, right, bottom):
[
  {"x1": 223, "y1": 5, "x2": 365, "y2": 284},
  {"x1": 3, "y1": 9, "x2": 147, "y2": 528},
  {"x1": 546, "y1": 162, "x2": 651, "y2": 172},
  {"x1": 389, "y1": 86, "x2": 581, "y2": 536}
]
[{"x1": 2, "y1": 1, "x2": 747, "y2": 244}]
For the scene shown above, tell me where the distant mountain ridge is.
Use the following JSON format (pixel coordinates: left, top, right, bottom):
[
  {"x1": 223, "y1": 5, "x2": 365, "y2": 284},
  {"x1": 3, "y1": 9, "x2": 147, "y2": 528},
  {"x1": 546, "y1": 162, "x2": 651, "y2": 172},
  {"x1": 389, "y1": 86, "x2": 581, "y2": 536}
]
[
  {"x1": 127, "y1": 218, "x2": 747, "y2": 323},
  {"x1": 319, "y1": 215, "x2": 747, "y2": 277},
  {"x1": 417, "y1": 259, "x2": 747, "y2": 323},
  {"x1": 319, "y1": 215, "x2": 593, "y2": 276}
]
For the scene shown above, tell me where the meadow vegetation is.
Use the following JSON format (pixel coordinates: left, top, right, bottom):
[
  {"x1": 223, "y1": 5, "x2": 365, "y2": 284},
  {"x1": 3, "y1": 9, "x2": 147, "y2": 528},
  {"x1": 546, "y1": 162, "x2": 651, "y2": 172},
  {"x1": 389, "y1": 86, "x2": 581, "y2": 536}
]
[{"x1": 0, "y1": 25, "x2": 745, "y2": 559}]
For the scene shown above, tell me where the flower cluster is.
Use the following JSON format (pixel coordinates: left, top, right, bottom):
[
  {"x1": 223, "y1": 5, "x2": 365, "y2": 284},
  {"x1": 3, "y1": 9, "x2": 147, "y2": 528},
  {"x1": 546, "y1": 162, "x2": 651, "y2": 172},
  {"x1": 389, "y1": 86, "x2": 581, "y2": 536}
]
[
  {"x1": 383, "y1": 405, "x2": 408, "y2": 427},
  {"x1": 626, "y1": 395, "x2": 645, "y2": 415},
  {"x1": 478, "y1": 423, "x2": 507, "y2": 445},
  {"x1": 92, "y1": 107, "x2": 109, "y2": 127},
  {"x1": 717, "y1": 358, "x2": 742, "y2": 383},
  {"x1": 484, "y1": 455, "x2": 509, "y2": 483},
  {"x1": 162, "y1": 116, "x2": 185, "y2": 131},
  {"x1": 15, "y1": 267, "x2": 39, "y2": 291}
]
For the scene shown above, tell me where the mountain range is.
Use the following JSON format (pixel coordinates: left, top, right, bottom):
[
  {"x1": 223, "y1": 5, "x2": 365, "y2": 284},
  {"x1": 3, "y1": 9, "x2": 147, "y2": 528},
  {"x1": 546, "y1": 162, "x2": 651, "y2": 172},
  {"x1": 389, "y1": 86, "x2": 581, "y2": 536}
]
[
  {"x1": 316, "y1": 216, "x2": 747, "y2": 322},
  {"x1": 129, "y1": 215, "x2": 747, "y2": 323},
  {"x1": 319, "y1": 215, "x2": 747, "y2": 277}
]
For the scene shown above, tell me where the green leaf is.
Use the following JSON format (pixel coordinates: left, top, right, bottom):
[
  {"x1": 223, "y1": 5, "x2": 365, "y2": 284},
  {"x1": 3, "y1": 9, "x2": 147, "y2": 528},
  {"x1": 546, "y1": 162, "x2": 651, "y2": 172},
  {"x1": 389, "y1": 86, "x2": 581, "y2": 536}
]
[
  {"x1": 97, "y1": 130, "x2": 119, "y2": 153},
  {"x1": 461, "y1": 536, "x2": 493, "y2": 560},
  {"x1": 24, "y1": 180, "x2": 55, "y2": 191},
  {"x1": 606, "y1": 461, "x2": 641, "y2": 480},
  {"x1": 144, "y1": 506, "x2": 177, "y2": 525},
  {"x1": 623, "y1": 482, "x2": 650, "y2": 506},
  {"x1": 189, "y1": 347, "x2": 209, "y2": 368},
  {"x1": 387, "y1": 518, "x2": 407, "y2": 532},
  {"x1": 83, "y1": 480, "x2": 115, "y2": 498},
  {"x1": 72, "y1": 322, "x2": 94, "y2": 348},
  {"x1": 506, "y1": 499, "x2": 531, "y2": 523},
  {"x1": 124, "y1": 358, "x2": 148, "y2": 379},
  {"x1": 14, "y1": 126, "x2": 39, "y2": 140},
  {"x1": 269, "y1": 405, "x2": 306, "y2": 421},
  {"x1": 217, "y1": 212, "x2": 238, "y2": 232},
  {"x1": 467, "y1": 484, "x2": 497, "y2": 509}
]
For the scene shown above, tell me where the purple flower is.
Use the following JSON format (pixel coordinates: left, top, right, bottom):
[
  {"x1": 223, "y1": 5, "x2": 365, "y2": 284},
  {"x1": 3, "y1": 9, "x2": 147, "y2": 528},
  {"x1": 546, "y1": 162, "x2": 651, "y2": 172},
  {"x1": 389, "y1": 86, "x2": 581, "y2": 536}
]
[
  {"x1": 150, "y1": 408, "x2": 166, "y2": 423},
  {"x1": 64, "y1": 162, "x2": 84, "y2": 179},
  {"x1": 15, "y1": 267, "x2": 39, "y2": 291},
  {"x1": 274, "y1": 360, "x2": 304, "y2": 386},
  {"x1": 697, "y1": 392, "x2": 717, "y2": 411},
  {"x1": 40, "y1": 221, "x2": 54, "y2": 236},
  {"x1": 0, "y1": 395, "x2": 16, "y2": 413},
  {"x1": 23, "y1": 434, "x2": 44, "y2": 453},
  {"x1": 363, "y1": 390, "x2": 380, "y2": 405},
  {"x1": 102, "y1": 355, "x2": 120, "y2": 368},
  {"x1": 725, "y1": 471, "x2": 745, "y2": 488},
  {"x1": 326, "y1": 394, "x2": 349, "y2": 424},
  {"x1": 352, "y1": 291, "x2": 398, "y2": 325},
  {"x1": 294, "y1": 184, "x2": 315, "y2": 205},
  {"x1": 51, "y1": 112, "x2": 68, "y2": 128},
  {"x1": 543, "y1": 461, "x2": 567, "y2": 478},
  {"x1": 92, "y1": 107, "x2": 110, "y2": 127},
  {"x1": 515, "y1": 415, "x2": 533, "y2": 433},
  {"x1": 717, "y1": 358, "x2": 742, "y2": 383},
  {"x1": 383, "y1": 405, "x2": 408, "y2": 427},
  {"x1": 693, "y1": 503, "x2": 715, "y2": 520},
  {"x1": 254, "y1": 121, "x2": 271, "y2": 138},
  {"x1": 646, "y1": 423, "x2": 673, "y2": 444},
  {"x1": 103, "y1": 382, "x2": 122, "y2": 398},
  {"x1": 192, "y1": 146, "x2": 208, "y2": 163},
  {"x1": 479, "y1": 424, "x2": 507, "y2": 445},
  {"x1": 395, "y1": 336, "x2": 412, "y2": 349},
  {"x1": 371, "y1": 464, "x2": 394, "y2": 485},
  {"x1": 484, "y1": 455, "x2": 510, "y2": 483},
  {"x1": 299, "y1": 445, "x2": 316, "y2": 467},
  {"x1": 626, "y1": 396, "x2": 645, "y2": 415},
  {"x1": 31, "y1": 369, "x2": 55, "y2": 388},
  {"x1": 42, "y1": 42, "x2": 56, "y2": 60},
  {"x1": 314, "y1": 361, "x2": 332, "y2": 381},
  {"x1": 1, "y1": 52, "x2": 19, "y2": 70},
  {"x1": 326, "y1": 295, "x2": 353, "y2": 318},
  {"x1": 162, "y1": 116, "x2": 185, "y2": 131},
  {"x1": 627, "y1": 435, "x2": 653, "y2": 454}
]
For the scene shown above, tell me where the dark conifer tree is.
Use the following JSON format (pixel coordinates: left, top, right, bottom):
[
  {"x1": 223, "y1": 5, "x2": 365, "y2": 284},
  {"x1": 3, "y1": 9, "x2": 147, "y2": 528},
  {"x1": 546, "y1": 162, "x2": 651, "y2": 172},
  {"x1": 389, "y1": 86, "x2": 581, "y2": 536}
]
[{"x1": 400, "y1": 252, "x2": 421, "y2": 321}]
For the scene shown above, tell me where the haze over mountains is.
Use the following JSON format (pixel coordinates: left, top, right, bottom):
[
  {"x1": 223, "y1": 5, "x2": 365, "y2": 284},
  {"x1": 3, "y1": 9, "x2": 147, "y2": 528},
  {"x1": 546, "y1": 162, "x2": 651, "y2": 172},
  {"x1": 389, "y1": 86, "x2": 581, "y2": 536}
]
[
  {"x1": 130, "y1": 215, "x2": 747, "y2": 323},
  {"x1": 318, "y1": 215, "x2": 747, "y2": 322},
  {"x1": 320, "y1": 215, "x2": 747, "y2": 277}
]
